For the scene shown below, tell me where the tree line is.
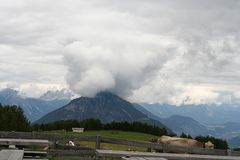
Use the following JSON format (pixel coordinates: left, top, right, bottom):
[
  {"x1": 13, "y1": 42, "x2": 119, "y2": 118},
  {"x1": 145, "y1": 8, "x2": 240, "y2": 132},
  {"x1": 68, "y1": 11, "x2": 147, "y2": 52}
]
[
  {"x1": 195, "y1": 135, "x2": 229, "y2": 149},
  {"x1": 32, "y1": 119, "x2": 168, "y2": 136},
  {"x1": 179, "y1": 132, "x2": 229, "y2": 149}
]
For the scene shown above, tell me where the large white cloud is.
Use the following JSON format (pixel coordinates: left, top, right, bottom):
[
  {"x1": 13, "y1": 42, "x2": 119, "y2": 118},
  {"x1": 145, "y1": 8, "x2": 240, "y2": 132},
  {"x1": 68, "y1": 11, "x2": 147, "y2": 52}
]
[{"x1": 0, "y1": 0, "x2": 240, "y2": 104}]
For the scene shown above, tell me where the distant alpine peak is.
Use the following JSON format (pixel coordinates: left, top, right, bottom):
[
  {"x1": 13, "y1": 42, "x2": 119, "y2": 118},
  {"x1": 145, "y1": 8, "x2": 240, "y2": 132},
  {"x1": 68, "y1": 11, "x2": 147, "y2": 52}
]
[
  {"x1": 0, "y1": 88, "x2": 19, "y2": 98},
  {"x1": 40, "y1": 88, "x2": 73, "y2": 101}
]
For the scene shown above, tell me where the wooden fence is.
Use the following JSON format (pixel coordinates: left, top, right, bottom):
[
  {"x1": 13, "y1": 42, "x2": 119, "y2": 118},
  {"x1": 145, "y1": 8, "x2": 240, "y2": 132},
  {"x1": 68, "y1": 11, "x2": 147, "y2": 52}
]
[{"x1": 0, "y1": 131, "x2": 240, "y2": 158}]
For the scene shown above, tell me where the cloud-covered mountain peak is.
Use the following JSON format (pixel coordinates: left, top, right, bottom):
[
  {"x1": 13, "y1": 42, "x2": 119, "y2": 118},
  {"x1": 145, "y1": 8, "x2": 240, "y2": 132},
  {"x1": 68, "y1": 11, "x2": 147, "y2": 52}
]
[
  {"x1": 40, "y1": 89, "x2": 73, "y2": 101},
  {"x1": 0, "y1": 88, "x2": 19, "y2": 99}
]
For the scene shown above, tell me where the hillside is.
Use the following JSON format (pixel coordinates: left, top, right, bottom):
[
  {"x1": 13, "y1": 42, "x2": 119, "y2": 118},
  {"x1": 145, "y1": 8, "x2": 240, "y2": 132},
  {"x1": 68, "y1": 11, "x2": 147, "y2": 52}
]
[
  {"x1": 35, "y1": 92, "x2": 170, "y2": 132},
  {"x1": 132, "y1": 103, "x2": 162, "y2": 121},
  {"x1": 133, "y1": 104, "x2": 209, "y2": 136},
  {"x1": 229, "y1": 136, "x2": 240, "y2": 148},
  {"x1": 161, "y1": 115, "x2": 209, "y2": 136}
]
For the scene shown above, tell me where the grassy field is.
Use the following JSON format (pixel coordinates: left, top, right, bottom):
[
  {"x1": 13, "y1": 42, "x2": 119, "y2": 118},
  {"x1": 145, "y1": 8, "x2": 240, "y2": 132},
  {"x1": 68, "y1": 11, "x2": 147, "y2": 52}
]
[
  {"x1": 48, "y1": 130, "x2": 158, "y2": 151},
  {"x1": 49, "y1": 157, "x2": 120, "y2": 160},
  {"x1": 48, "y1": 130, "x2": 158, "y2": 141},
  {"x1": 47, "y1": 130, "x2": 159, "y2": 160}
]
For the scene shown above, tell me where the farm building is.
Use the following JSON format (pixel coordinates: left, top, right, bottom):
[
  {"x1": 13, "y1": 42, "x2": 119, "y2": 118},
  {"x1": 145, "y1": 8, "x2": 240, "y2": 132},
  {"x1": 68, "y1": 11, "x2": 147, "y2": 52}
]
[{"x1": 72, "y1": 127, "x2": 84, "y2": 133}]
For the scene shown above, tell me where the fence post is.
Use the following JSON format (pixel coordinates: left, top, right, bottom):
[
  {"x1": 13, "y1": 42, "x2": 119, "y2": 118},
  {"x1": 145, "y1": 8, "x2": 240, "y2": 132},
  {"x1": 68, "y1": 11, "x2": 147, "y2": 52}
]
[
  {"x1": 53, "y1": 139, "x2": 58, "y2": 149},
  {"x1": 32, "y1": 131, "x2": 35, "y2": 139},
  {"x1": 227, "y1": 149, "x2": 232, "y2": 156},
  {"x1": 31, "y1": 131, "x2": 36, "y2": 150},
  {"x1": 95, "y1": 136, "x2": 101, "y2": 150},
  {"x1": 95, "y1": 136, "x2": 101, "y2": 160},
  {"x1": 95, "y1": 151, "x2": 100, "y2": 160},
  {"x1": 162, "y1": 144, "x2": 168, "y2": 153},
  {"x1": 147, "y1": 148, "x2": 151, "y2": 152}
]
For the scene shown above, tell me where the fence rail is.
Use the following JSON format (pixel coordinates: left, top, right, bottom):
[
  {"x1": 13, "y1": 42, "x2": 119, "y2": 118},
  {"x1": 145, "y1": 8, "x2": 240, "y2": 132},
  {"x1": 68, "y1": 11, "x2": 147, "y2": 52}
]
[
  {"x1": 96, "y1": 150, "x2": 240, "y2": 160},
  {"x1": 0, "y1": 131, "x2": 96, "y2": 141},
  {"x1": 0, "y1": 131, "x2": 240, "y2": 158}
]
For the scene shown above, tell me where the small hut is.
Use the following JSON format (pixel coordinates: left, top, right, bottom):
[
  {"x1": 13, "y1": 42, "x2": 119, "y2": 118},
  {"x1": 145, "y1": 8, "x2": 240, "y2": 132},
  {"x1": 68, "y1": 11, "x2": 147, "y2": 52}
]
[{"x1": 72, "y1": 128, "x2": 84, "y2": 133}]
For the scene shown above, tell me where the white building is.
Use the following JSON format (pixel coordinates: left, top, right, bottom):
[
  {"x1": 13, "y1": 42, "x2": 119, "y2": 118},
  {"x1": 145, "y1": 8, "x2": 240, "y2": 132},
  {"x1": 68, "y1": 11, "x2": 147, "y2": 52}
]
[{"x1": 72, "y1": 128, "x2": 84, "y2": 133}]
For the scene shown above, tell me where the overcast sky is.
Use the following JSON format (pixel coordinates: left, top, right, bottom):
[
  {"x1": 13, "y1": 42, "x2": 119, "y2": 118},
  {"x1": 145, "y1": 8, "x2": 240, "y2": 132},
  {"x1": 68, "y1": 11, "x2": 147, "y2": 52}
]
[{"x1": 0, "y1": 0, "x2": 240, "y2": 105}]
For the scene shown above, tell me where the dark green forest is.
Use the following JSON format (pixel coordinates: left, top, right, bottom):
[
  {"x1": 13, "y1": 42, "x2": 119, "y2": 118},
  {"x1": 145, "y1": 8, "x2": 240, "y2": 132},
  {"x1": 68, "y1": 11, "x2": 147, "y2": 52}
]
[
  {"x1": 32, "y1": 119, "x2": 168, "y2": 136},
  {"x1": 0, "y1": 104, "x2": 30, "y2": 131}
]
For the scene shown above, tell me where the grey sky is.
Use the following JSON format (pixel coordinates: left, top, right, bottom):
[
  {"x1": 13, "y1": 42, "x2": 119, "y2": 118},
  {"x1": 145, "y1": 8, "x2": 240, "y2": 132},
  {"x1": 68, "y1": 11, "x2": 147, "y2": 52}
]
[{"x1": 0, "y1": 0, "x2": 240, "y2": 104}]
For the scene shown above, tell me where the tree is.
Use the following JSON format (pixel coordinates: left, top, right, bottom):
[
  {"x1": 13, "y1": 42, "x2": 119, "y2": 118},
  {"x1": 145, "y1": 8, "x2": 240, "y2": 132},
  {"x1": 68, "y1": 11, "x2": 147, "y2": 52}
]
[
  {"x1": 0, "y1": 104, "x2": 30, "y2": 131},
  {"x1": 195, "y1": 136, "x2": 229, "y2": 149},
  {"x1": 180, "y1": 132, "x2": 188, "y2": 138}
]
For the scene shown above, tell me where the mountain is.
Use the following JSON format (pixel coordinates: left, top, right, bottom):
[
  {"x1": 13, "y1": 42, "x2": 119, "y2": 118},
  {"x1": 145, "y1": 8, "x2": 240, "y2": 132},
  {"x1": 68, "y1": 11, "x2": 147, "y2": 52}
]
[
  {"x1": 229, "y1": 136, "x2": 240, "y2": 148},
  {"x1": 161, "y1": 115, "x2": 209, "y2": 137},
  {"x1": 0, "y1": 88, "x2": 70, "y2": 122},
  {"x1": 210, "y1": 122, "x2": 240, "y2": 135},
  {"x1": 35, "y1": 92, "x2": 171, "y2": 132},
  {"x1": 40, "y1": 89, "x2": 73, "y2": 101},
  {"x1": 132, "y1": 103, "x2": 162, "y2": 121},
  {"x1": 219, "y1": 123, "x2": 240, "y2": 148},
  {"x1": 141, "y1": 103, "x2": 240, "y2": 125},
  {"x1": 133, "y1": 104, "x2": 208, "y2": 137},
  {"x1": 140, "y1": 103, "x2": 240, "y2": 141},
  {"x1": 206, "y1": 122, "x2": 240, "y2": 141}
]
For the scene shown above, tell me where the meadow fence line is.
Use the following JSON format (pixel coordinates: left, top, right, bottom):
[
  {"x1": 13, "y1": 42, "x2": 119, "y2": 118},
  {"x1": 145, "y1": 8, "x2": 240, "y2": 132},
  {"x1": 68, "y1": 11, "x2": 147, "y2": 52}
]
[{"x1": 0, "y1": 131, "x2": 240, "y2": 157}]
